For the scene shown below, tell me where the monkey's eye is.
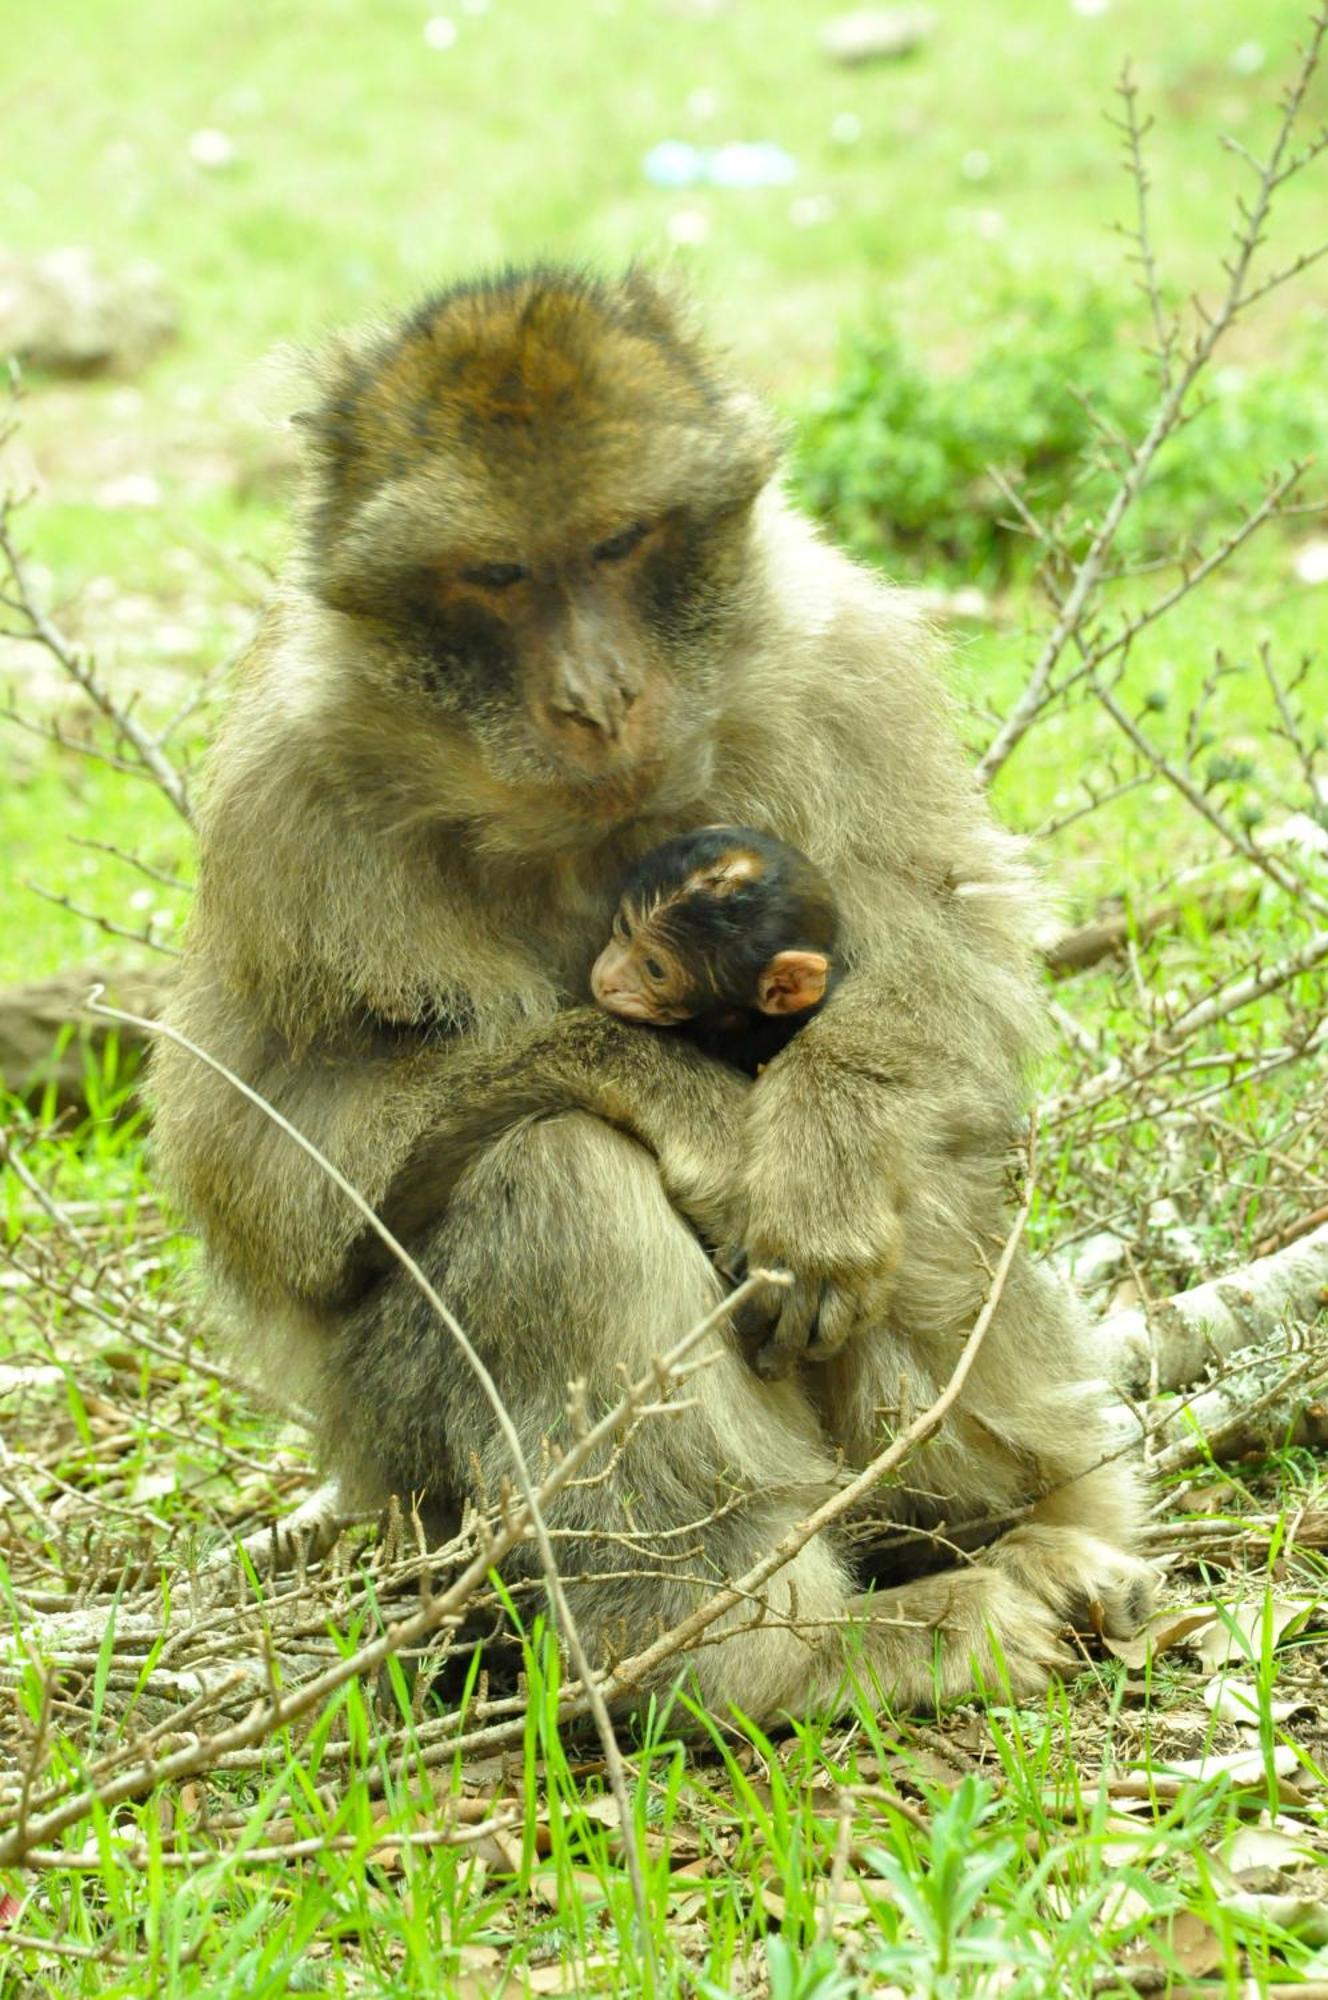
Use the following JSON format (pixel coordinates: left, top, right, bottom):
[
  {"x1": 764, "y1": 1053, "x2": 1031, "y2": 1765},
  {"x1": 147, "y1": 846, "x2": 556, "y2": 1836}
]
[
  {"x1": 462, "y1": 561, "x2": 529, "y2": 590},
  {"x1": 614, "y1": 913, "x2": 632, "y2": 942},
  {"x1": 644, "y1": 957, "x2": 665, "y2": 981},
  {"x1": 593, "y1": 522, "x2": 649, "y2": 565}
]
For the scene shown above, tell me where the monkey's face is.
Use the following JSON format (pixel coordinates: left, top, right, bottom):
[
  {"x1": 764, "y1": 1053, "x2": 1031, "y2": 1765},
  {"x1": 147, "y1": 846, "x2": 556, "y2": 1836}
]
[
  {"x1": 591, "y1": 833, "x2": 834, "y2": 1026},
  {"x1": 591, "y1": 912, "x2": 700, "y2": 1025},
  {"x1": 303, "y1": 272, "x2": 781, "y2": 825},
  {"x1": 401, "y1": 516, "x2": 691, "y2": 803}
]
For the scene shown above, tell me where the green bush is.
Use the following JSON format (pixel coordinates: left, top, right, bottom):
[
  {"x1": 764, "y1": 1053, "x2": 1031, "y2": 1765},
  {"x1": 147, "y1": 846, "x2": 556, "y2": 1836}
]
[{"x1": 792, "y1": 285, "x2": 1327, "y2": 583}]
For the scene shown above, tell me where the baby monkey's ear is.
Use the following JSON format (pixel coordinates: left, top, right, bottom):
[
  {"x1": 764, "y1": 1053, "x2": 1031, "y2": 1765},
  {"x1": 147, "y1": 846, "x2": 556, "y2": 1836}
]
[{"x1": 755, "y1": 950, "x2": 830, "y2": 1016}]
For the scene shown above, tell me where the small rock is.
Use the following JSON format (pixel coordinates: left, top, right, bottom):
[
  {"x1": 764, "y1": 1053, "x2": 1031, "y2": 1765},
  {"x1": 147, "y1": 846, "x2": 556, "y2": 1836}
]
[
  {"x1": 821, "y1": 7, "x2": 937, "y2": 65},
  {"x1": 830, "y1": 111, "x2": 862, "y2": 145},
  {"x1": 188, "y1": 127, "x2": 236, "y2": 170},
  {"x1": 707, "y1": 141, "x2": 798, "y2": 189},
  {"x1": 1054, "y1": 1230, "x2": 1128, "y2": 1292},
  {"x1": 642, "y1": 139, "x2": 706, "y2": 189},
  {"x1": 1293, "y1": 538, "x2": 1328, "y2": 585},
  {"x1": 0, "y1": 247, "x2": 177, "y2": 376},
  {"x1": 667, "y1": 208, "x2": 710, "y2": 247},
  {"x1": 789, "y1": 194, "x2": 836, "y2": 228},
  {"x1": 1229, "y1": 40, "x2": 1266, "y2": 76},
  {"x1": 423, "y1": 15, "x2": 458, "y2": 48},
  {"x1": 97, "y1": 472, "x2": 163, "y2": 510}
]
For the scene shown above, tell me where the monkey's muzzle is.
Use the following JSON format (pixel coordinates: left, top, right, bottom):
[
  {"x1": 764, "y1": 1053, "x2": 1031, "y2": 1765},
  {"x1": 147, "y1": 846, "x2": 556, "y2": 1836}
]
[{"x1": 590, "y1": 943, "x2": 690, "y2": 1024}]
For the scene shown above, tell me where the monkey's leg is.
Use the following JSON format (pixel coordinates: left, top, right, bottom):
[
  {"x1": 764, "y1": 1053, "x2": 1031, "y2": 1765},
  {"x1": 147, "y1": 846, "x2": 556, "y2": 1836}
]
[
  {"x1": 819, "y1": 1247, "x2": 1156, "y2": 1642},
  {"x1": 324, "y1": 1115, "x2": 1079, "y2": 1721}
]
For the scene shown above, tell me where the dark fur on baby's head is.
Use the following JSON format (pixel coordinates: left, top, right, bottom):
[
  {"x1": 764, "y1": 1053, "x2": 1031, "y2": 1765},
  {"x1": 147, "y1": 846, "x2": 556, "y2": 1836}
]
[{"x1": 591, "y1": 825, "x2": 839, "y2": 1073}]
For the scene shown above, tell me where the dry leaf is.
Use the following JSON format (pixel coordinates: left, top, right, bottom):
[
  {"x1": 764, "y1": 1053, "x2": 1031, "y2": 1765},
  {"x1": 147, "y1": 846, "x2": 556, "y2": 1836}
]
[
  {"x1": 1224, "y1": 1891, "x2": 1328, "y2": 1945},
  {"x1": 1202, "y1": 1673, "x2": 1313, "y2": 1725},
  {"x1": 1222, "y1": 1824, "x2": 1325, "y2": 1876},
  {"x1": 1194, "y1": 1596, "x2": 1322, "y2": 1671},
  {"x1": 527, "y1": 1866, "x2": 609, "y2": 1913},
  {"x1": 1164, "y1": 1746, "x2": 1299, "y2": 1784},
  {"x1": 1103, "y1": 1605, "x2": 1220, "y2": 1669},
  {"x1": 1120, "y1": 1908, "x2": 1225, "y2": 1978}
]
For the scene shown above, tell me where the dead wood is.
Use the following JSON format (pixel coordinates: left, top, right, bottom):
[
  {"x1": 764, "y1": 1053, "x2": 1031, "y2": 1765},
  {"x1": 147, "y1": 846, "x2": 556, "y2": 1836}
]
[
  {"x1": 1107, "y1": 1220, "x2": 1328, "y2": 1396},
  {"x1": 0, "y1": 962, "x2": 173, "y2": 1110}
]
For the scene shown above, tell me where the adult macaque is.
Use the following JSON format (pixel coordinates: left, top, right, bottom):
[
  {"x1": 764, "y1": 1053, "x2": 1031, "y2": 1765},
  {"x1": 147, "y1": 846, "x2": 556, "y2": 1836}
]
[
  {"x1": 591, "y1": 824, "x2": 838, "y2": 1074},
  {"x1": 153, "y1": 267, "x2": 1153, "y2": 1720}
]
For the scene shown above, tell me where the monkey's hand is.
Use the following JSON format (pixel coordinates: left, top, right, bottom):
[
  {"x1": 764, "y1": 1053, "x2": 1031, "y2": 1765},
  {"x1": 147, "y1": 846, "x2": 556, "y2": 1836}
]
[{"x1": 736, "y1": 1039, "x2": 907, "y2": 1382}]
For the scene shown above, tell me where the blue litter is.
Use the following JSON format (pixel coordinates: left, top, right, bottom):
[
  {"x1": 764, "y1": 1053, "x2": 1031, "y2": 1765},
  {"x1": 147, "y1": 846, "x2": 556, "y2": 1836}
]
[{"x1": 642, "y1": 139, "x2": 798, "y2": 190}]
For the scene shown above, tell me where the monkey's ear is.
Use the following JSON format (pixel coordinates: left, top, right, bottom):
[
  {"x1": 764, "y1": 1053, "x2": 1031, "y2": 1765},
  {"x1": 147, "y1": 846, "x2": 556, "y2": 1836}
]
[{"x1": 756, "y1": 951, "x2": 830, "y2": 1015}]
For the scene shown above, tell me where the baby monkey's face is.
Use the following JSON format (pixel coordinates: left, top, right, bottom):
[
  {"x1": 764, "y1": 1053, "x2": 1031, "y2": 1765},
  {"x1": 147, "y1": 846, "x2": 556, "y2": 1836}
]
[
  {"x1": 590, "y1": 904, "x2": 705, "y2": 1024},
  {"x1": 590, "y1": 830, "x2": 834, "y2": 1028}
]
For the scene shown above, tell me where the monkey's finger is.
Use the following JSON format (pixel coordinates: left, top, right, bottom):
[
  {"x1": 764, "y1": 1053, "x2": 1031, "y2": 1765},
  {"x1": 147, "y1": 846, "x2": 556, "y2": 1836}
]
[
  {"x1": 802, "y1": 1281, "x2": 861, "y2": 1361},
  {"x1": 761, "y1": 1276, "x2": 824, "y2": 1365},
  {"x1": 715, "y1": 1242, "x2": 749, "y2": 1285}
]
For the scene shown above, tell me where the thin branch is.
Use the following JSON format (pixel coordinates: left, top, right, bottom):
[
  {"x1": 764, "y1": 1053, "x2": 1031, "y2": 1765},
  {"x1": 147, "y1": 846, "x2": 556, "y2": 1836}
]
[{"x1": 0, "y1": 503, "x2": 193, "y2": 823}]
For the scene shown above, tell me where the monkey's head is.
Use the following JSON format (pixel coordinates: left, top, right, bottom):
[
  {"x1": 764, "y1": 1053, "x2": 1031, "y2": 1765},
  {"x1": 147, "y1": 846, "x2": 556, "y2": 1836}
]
[
  {"x1": 299, "y1": 268, "x2": 781, "y2": 822},
  {"x1": 591, "y1": 826, "x2": 837, "y2": 1027}
]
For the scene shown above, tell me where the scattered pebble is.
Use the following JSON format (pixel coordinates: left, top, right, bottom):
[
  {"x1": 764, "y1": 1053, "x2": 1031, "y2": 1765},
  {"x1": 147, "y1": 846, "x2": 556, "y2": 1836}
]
[
  {"x1": 971, "y1": 208, "x2": 1006, "y2": 239},
  {"x1": 960, "y1": 148, "x2": 992, "y2": 182},
  {"x1": 96, "y1": 473, "x2": 163, "y2": 509},
  {"x1": 666, "y1": 207, "x2": 710, "y2": 246},
  {"x1": 1070, "y1": 0, "x2": 1110, "y2": 14},
  {"x1": 830, "y1": 110, "x2": 862, "y2": 145},
  {"x1": 709, "y1": 141, "x2": 798, "y2": 188},
  {"x1": 686, "y1": 86, "x2": 720, "y2": 121},
  {"x1": 0, "y1": 248, "x2": 177, "y2": 375},
  {"x1": 188, "y1": 127, "x2": 236, "y2": 170},
  {"x1": 643, "y1": 140, "x2": 705, "y2": 189},
  {"x1": 1054, "y1": 1230, "x2": 1128, "y2": 1292},
  {"x1": 1229, "y1": 40, "x2": 1266, "y2": 76},
  {"x1": 1292, "y1": 538, "x2": 1328, "y2": 585},
  {"x1": 423, "y1": 14, "x2": 458, "y2": 47},
  {"x1": 789, "y1": 194, "x2": 836, "y2": 228},
  {"x1": 821, "y1": 7, "x2": 937, "y2": 64},
  {"x1": 642, "y1": 140, "x2": 797, "y2": 190}
]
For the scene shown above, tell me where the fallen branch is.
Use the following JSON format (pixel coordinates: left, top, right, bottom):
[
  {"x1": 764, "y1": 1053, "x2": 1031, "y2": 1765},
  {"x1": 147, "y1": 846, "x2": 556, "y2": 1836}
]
[{"x1": 1106, "y1": 1219, "x2": 1328, "y2": 1396}]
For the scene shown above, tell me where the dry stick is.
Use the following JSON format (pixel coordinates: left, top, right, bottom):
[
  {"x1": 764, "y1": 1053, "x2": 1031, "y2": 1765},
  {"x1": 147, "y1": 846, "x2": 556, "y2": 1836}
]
[
  {"x1": 78, "y1": 993, "x2": 659, "y2": 1979},
  {"x1": 0, "y1": 1269, "x2": 783, "y2": 1865},
  {"x1": 18, "y1": 1814, "x2": 519, "y2": 1873},
  {"x1": 600, "y1": 1148, "x2": 1037, "y2": 1707},
  {"x1": 1090, "y1": 680, "x2": 1328, "y2": 924},
  {"x1": 976, "y1": 9, "x2": 1328, "y2": 789},
  {"x1": 24, "y1": 880, "x2": 182, "y2": 957},
  {"x1": 1039, "y1": 927, "x2": 1328, "y2": 1127},
  {"x1": 0, "y1": 510, "x2": 193, "y2": 826}
]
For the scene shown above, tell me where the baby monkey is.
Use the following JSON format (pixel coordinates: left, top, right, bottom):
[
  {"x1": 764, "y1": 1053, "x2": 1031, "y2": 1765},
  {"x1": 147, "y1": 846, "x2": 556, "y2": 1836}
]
[{"x1": 591, "y1": 825, "x2": 839, "y2": 1077}]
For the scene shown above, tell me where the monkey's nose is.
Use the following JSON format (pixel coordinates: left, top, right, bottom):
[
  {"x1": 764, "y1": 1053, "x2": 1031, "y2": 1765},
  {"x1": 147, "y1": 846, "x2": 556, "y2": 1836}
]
[{"x1": 550, "y1": 686, "x2": 632, "y2": 743}]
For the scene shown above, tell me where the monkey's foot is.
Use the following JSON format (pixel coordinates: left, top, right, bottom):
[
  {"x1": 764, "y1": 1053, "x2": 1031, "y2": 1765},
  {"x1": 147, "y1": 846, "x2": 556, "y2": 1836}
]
[
  {"x1": 850, "y1": 1565, "x2": 1078, "y2": 1709},
  {"x1": 985, "y1": 1524, "x2": 1158, "y2": 1639}
]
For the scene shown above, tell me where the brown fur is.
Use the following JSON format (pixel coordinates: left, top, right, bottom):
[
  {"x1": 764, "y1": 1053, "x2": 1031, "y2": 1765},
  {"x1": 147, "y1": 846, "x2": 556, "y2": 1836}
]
[{"x1": 152, "y1": 267, "x2": 1153, "y2": 1723}]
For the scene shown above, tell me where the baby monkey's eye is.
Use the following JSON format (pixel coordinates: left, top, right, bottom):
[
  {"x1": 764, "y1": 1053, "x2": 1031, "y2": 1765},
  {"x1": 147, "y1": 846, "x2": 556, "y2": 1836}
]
[
  {"x1": 645, "y1": 957, "x2": 665, "y2": 981},
  {"x1": 614, "y1": 913, "x2": 632, "y2": 941},
  {"x1": 593, "y1": 521, "x2": 649, "y2": 565},
  {"x1": 462, "y1": 561, "x2": 529, "y2": 590}
]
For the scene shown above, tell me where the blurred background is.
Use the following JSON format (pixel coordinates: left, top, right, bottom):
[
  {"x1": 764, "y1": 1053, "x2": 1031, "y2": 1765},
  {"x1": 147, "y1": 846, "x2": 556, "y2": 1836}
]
[{"x1": 1, "y1": 0, "x2": 1325, "y2": 983}]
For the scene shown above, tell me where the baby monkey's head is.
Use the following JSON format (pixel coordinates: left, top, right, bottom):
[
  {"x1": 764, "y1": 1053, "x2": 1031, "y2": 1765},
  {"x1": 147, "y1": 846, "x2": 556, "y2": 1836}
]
[{"x1": 591, "y1": 826, "x2": 838, "y2": 1028}]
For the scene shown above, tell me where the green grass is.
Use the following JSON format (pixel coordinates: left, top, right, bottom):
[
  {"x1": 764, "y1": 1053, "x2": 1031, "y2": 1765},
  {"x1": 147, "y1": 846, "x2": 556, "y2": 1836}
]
[{"x1": 3, "y1": 0, "x2": 1328, "y2": 1992}]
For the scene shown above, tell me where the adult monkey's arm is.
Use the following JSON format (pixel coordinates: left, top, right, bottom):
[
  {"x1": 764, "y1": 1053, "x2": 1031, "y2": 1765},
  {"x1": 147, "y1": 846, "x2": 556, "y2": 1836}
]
[
  {"x1": 156, "y1": 975, "x2": 750, "y2": 1310},
  {"x1": 740, "y1": 874, "x2": 1043, "y2": 1372}
]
